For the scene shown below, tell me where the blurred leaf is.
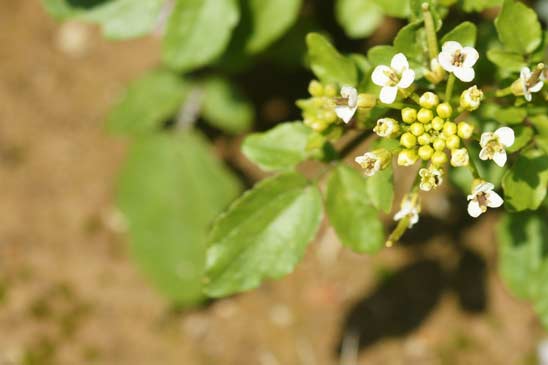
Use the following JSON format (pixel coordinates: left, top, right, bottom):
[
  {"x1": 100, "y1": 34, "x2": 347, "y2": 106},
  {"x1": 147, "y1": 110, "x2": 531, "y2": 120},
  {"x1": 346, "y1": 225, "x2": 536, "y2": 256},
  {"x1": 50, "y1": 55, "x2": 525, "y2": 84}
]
[
  {"x1": 306, "y1": 33, "x2": 358, "y2": 85},
  {"x1": 495, "y1": 0, "x2": 542, "y2": 55},
  {"x1": 372, "y1": 0, "x2": 410, "y2": 18},
  {"x1": 502, "y1": 149, "x2": 548, "y2": 211},
  {"x1": 507, "y1": 126, "x2": 533, "y2": 153},
  {"x1": 409, "y1": 0, "x2": 442, "y2": 30},
  {"x1": 462, "y1": 0, "x2": 502, "y2": 12},
  {"x1": 204, "y1": 172, "x2": 323, "y2": 297},
  {"x1": 493, "y1": 107, "x2": 527, "y2": 125},
  {"x1": 163, "y1": 0, "x2": 239, "y2": 71},
  {"x1": 497, "y1": 211, "x2": 548, "y2": 299},
  {"x1": 367, "y1": 45, "x2": 397, "y2": 66},
  {"x1": 242, "y1": 122, "x2": 312, "y2": 171},
  {"x1": 366, "y1": 166, "x2": 394, "y2": 213},
  {"x1": 107, "y1": 69, "x2": 188, "y2": 135},
  {"x1": 394, "y1": 21, "x2": 423, "y2": 61},
  {"x1": 335, "y1": 0, "x2": 383, "y2": 39},
  {"x1": 531, "y1": 115, "x2": 548, "y2": 137},
  {"x1": 486, "y1": 49, "x2": 526, "y2": 72},
  {"x1": 42, "y1": 0, "x2": 165, "y2": 39},
  {"x1": 117, "y1": 131, "x2": 241, "y2": 305},
  {"x1": 441, "y1": 21, "x2": 477, "y2": 47},
  {"x1": 326, "y1": 165, "x2": 384, "y2": 253},
  {"x1": 201, "y1": 77, "x2": 253, "y2": 134},
  {"x1": 245, "y1": 0, "x2": 302, "y2": 53}
]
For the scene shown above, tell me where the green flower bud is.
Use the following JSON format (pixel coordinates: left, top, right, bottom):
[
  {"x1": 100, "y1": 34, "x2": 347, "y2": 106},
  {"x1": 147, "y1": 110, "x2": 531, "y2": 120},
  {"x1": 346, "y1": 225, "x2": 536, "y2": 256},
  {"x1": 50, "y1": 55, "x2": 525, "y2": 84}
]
[
  {"x1": 304, "y1": 118, "x2": 328, "y2": 132},
  {"x1": 397, "y1": 149, "x2": 419, "y2": 166},
  {"x1": 460, "y1": 85, "x2": 483, "y2": 111},
  {"x1": 433, "y1": 138, "x2": 446, "y2": 151},
  {"x1": 410, "y1": 122, "x2": 425, "y2": 136},
  {"x1": 418, "y1": 145, "x2": 434, "y2": 160},
  {"x1": 373, "y1": 118, "x2": 401, "y2": 138},
  {"x1": 401, "y1": 107, "x2": 417, "y2": 124},
  {"x1": 400, "y1": 132, "x2": 417, "y2": 149},
  {"x1": 445, "y1": 134, "x2": 461, "y2": 150},
  {"x1": 436, "y1": 102, "x2": 453, "y2": 119},
  {"x1": 323, "y1": 110, "x2": 338, "y2": 123},
  {"x1": 431, "y1": 150, "x2": 448, "y2": 166},
  {"x1": 308, "y1": 80, "x2": 324, "y2": 97},
  {"x1": 324, "y1": 84, "x2": 337, "y2": 97},
  {"x1": 450, "y1": 148, "x2": 469, "y2": 167},
  {"x1": 431, "y1": 116, "x2": 445, "y2": 131},
  {"x1": 418, "y1": 133, "x2": 432, "y2": 145},
  {"x1": 417, "y1": 108, "x2": 434, "y2": 124},
  {"x1": 357, "y1": 93, "x2": 377, "y2": 108},
  {"x1": 457, "y1": 122, "x2": 474, "y2": 139},
  {"x1": 419, "y1": 92, "x2": 439, "y2": 109},
  {"x1": 442, "y1": 121, "x2": 457, "y2": 137},
  {"x1": 424, "y1": 123, "x2": 432, "y2": 132}
]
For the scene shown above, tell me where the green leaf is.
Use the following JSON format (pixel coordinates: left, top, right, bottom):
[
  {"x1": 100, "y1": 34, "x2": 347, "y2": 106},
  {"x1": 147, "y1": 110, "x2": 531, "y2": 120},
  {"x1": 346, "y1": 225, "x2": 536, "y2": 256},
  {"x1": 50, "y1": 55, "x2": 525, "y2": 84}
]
[
  {"x1": 163, "y1": 0, "x2": 239, "y2": 71},
  {"x1": 409, "y1": 0, "x2": 442, "y2": 30},
  {"x1": 201, "y1": 77, "x2": 254, "y2": 134},
  {"x1": 42, "y1": 0, "x2": 165, "y2": 39},
  {"x1": 486, "y1": 49, "x2": 526, "y2": 72},
  {"x1": 493, "y1": 107, "x2": 527, "y2": 125},
  {"x1": 306, "y1": 33, "x2": 358, "y2": 85},
  {"x1": 462, "y1": 0, "x2": 502, "y2": 12},
  {"x1": 326, "y1": 165, "x2": 384, "y2": 253},
  {"x1": 441, "y1": 21, "x2": 477, "y2": 47},
  {"x1": 117, "y1": 131, "x2": 241, "y2": 305},
  {"x1": 335, "y1": 0, "x2": 383, "y2": 39},
  {"x1": 245, "y1": 0, "x2": 302, "y2": 53},
  {"x1": 242, "y1": 122, "x2": 312, "y2": 171},
  {"x1": 366, "y1": 166, "x2": 394, "y2": 213},
  {"x1": 204, "y1": 172, "x2": 323, "y2": 297},
  {"x1": 372, "y1": 0, "x2": 410, "y2": 18},
  {"x1": 502, "y1": 149, "x2": 548, "y2": 211},
  {"x1": 367, "y1": 45, "x2": 397, "y2": 66},
  {"x1": 107, "y1": 69, "x2": 189, "y2": 135},
  {"x1": 507, "y1": 126, "x2": 533, "y2": 153},
  {"x1": 495, "y1": 0, "x2": 542, "y2": 55},
  {"x1": 531, "y1": 115, "x2": 548, "y2": 137},
  {"x1": 394, "y1": 22, "x2": 423, "y2": 60},
  {"x1": 497, "y1": 212, "x2": 548, "y2": 299}
]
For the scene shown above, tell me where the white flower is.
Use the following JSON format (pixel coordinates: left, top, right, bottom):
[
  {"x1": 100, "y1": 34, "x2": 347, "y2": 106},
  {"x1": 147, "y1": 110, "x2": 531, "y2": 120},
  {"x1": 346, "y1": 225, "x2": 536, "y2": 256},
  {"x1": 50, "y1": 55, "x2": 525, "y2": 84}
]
[
  {"x1": 467, "y1": 181, "x2": 503, "y2": 218},
  {"x1": 419, "y1": 166, "x2": 443, "y2": 192},
  {"x1": 438, "y1": 41, "x2": 479, "y2": 82},
  {"x1": 373, "y1": 118, "x2": 400, "y2": 138},
  {"x1": 479, "y1": 127, "x2": 515, "y2": 167},
  {"x1": 450, "y1": 148, "x2": 469, "y2": 167},
  {"x1": 335, "y1": 86, "x2": 358, "y2": 123},
  {"x1": 354, "y1": 152, "x2": 381, "y2": 176},
  {"x1": 371, "y1": 53, "x2": 415, "y2": 104},
  {"x1": 520, "y1": 66, "x2": 544, "y2": 102},
  {"x1": 394, "y1": 194, "x2": 420, "y2": 228}
]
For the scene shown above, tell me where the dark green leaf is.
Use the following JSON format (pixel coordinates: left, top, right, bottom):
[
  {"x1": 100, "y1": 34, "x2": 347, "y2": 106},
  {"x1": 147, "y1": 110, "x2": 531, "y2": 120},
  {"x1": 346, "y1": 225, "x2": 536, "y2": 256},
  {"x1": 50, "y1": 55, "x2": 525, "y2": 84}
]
[
  {"x1": 163, "y1": 0, "x2": 239, "y2": 71},
  {"x1": 441, "y1": 21, "x2": 477, "y2": 47},
  {"x1": 204, "y1": 172, "x2": 323, "y2": 297},
  {"x1": 326, "y1": 165, "x2": 384, "y2": 253},
  {"x1": 117, "y1": 131, "x2": 241, "y2": 305},
  {"x1": 107, "y1": 69, "x2": 189, "y2": 135},
  {"x1": 306, "y1": 33, "x2": 358, "y2": 85},
  {"x1": 242, "y1": 122, "x2": 312, "y2": 171},
  {"x1": 493, "y1": 107, "x2": 527, "y2": 125},
  {"x1": 502, "y1": 149, "x2": 548, "y2": 211},
  {"x1": 495, "y1": 0, "x2": 542, "y2": 55},
  {"x1": 201, "y1": 77, "x2": 254, "y2": 134},
  {"x1": 507, "y1": 126, "x2": 533, "y2": 153}
]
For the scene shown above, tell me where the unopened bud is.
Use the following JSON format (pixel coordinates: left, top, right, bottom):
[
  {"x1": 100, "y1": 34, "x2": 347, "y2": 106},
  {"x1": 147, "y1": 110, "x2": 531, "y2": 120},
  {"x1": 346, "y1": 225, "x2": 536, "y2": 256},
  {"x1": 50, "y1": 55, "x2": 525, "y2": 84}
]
[
  {"x1": 308, "y1": 80, "x2": 324, "y2": 97},
  {"x1": 419, "y1": 92, "x2": 439, "y2": 109},
  {"x1": 460, "y1": 85, "x2": 483, "y2": 111},
  {"x1": 398, "y1": 149, "x2": 419, "y2": 166},
  {"x1": 357, "y1": 93, "x2": 377, "y2": 108},
  {"x1": 457, "y1": 122, "x2": 474, "y2": 139},
  {"x1": 373, "y1": 118, "x2": 400, "y2": 138}
]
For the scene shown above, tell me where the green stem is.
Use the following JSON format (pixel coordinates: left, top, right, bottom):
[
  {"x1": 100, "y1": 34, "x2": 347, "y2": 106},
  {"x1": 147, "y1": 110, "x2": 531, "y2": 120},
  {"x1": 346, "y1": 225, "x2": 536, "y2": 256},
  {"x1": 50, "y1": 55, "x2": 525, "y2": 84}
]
[
  {"x1": 495, "y1": 86, "x2": 513, "y2": 98},
  {"x1": 466, "y1": 149, "x2": 481, "y2": 179},
  {"x1": 445, "y1": 73, "x2": 456, "y2": 102},
  {"x1": 422, "y1": 3, "x2": 439, "y2": 61},
  {"x1": 386, "y1": 217, "x2": 410, "y2": 247}
]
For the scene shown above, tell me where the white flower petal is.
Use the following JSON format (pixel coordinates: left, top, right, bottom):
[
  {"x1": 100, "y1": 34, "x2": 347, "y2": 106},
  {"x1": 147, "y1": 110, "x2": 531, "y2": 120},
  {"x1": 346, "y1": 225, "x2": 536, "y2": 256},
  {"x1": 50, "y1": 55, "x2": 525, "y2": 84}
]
[
  {"x1": 493, "y1": 151, "x2": 507, "y2": 167},
  {"x1": 520, "y1": 67, "x2": 532, "y2": 81},
  {"x1": 462, "y1": 47, "x2": 479, "y2": 68},
  {"x1": 341, "y1": 85, "x2": 358, "y2": 107},
  {"x1": 495, "y1": 127, "x2": 515, "y2": 147},
  {"x1": 479, "y1": 147, "x2": 489, "y2": 161},
  {"x1": 390, "y1": 53, "x2": 409, "y2": 74},
  {"x1": 335, "y1": 105, "x2": 357, "y2": 124},
  {"x1": 394, "y1": 210, "x2": 405, "y2": 221},
  {"x1": 438, "y1": 52, "x2": 455, "y2": 72},
  {"x1": 354, "y1": 155, "x2": 365, "y2": 165},
  {"x1": 486, "y1": 191, "x2": 504, "y2": 208},
  {"x1": 398, "y1": 69, "x2": 415, "y2": 89},
  {"x1": 475, "y1": 182, "x2": 495, "y2": 194},
  {"x1": 454, "y1": 67, "x2": 475, "y2": 82},
  {"x1": 480, "y1": 132, "x2": 493, "y2": 147},
  {"x1": 379, "y1": 86, "x2": 398, "y2": 104},
  {"x1": 371, "y1": 65, "x2": 391, "y2": 86},
  {"x1": 442, "y1": 41, "x2": 462, "y2": 54},
  {"x1": 524, "y1": 90, "x2": 532, "y2": 101},
  {"x1": 530, "y1": 80, "x2": 544, "y2": 93},
  {"x1": 467, "y1": 200, "x2": 483, "y2": 218},
  {"x1": 409, "y1": 213, "x2": 419, "y2": 227}
]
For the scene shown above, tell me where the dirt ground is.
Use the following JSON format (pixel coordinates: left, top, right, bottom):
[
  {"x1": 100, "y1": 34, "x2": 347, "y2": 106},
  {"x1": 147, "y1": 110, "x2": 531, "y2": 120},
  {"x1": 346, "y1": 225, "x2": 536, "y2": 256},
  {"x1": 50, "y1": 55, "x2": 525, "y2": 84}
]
[{"x1": 0, "y1": 2, "x2": 546, "y2": 365}]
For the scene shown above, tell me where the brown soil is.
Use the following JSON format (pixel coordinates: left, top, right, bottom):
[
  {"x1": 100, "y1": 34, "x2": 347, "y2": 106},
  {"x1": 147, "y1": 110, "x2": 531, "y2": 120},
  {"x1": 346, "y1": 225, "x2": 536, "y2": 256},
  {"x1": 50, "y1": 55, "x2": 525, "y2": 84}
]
[{"x1": 0, "y1": 3, "x2": 544, "y2": 365}]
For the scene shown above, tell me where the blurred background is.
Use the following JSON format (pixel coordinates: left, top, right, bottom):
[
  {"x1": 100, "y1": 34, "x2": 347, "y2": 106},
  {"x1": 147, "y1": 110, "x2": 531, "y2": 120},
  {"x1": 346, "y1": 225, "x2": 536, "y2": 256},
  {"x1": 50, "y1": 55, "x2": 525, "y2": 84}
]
[{"x1": 1, "y1": 1, "x2": 548, "y2": 364}]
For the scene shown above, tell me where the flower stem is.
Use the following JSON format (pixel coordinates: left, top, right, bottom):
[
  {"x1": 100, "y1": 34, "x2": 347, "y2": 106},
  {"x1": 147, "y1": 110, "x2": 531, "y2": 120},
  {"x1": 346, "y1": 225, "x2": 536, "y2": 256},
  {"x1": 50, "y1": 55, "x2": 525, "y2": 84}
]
[
  {"x1": 445, "y1": 73, "x2": 456, "y2": 101},
  {"x1": 422, "y1": 3, "x2": 439, "y2": 61},
  {"x1": 466, "y1": 149, "x2": 481, "y2": 179},
  {"x1": 386, "y1": 217, "x2": 410, "y2": 247},
  {"x1": 495, "y1": 86, "x2": 513, "y2": 97}
]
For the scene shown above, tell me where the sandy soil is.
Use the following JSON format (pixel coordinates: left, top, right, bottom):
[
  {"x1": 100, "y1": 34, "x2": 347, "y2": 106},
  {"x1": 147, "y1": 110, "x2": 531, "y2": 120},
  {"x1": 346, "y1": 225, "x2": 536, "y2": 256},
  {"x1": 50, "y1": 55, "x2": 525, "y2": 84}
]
[{"x1": 0, "y1": 2, "x2": 545, "y2": 365}]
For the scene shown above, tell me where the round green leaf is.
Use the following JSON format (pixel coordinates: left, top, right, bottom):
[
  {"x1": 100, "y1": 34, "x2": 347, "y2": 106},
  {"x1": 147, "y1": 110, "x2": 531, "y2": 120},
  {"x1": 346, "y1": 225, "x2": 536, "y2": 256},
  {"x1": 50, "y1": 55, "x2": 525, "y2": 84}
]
[
  {"x1": 495, "y1": 0, "x2": 542, "y2": 55},
  {"x1": 335, "y1": 0, "x2": 383, "y2": 39},
  {"x1": 204, "y1": 172, "x2": 323, "y2": 297},
  {"x1": 306, "y1": 33, "x2": 358, "y2": 85}
]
